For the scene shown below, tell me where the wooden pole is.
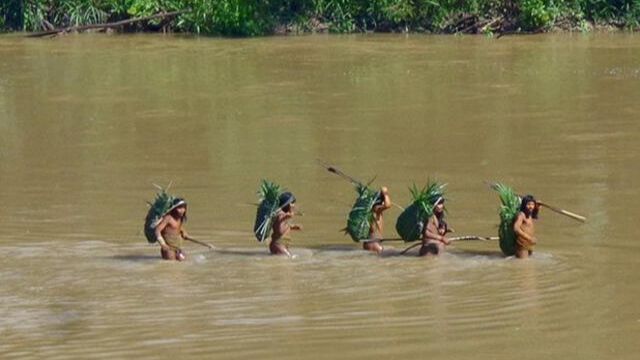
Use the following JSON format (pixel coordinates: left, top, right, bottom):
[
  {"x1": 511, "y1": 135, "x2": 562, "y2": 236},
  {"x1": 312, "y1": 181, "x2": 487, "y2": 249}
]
[
  {"x1": 26, "y1": 10, "x2": 189, "y2": 38},
  {"x1": 486, "y1": 181, "x2": 586, "y2": 223},
  {"x1": 399, "y1": 235, "x2": 497, "y2": 255}
]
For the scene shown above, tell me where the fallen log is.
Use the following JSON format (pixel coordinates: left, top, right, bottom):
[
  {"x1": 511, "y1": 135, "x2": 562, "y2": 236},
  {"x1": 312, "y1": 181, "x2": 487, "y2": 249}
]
[{"x1": 26, "y1": 10, "x2": 189, "y2": 38}]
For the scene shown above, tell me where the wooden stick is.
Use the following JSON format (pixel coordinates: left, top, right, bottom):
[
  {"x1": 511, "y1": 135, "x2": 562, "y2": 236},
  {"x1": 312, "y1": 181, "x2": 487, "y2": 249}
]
[
  {"x1": 399, "y1": 235, "x2": 497, "y2": 255},
  {"x1": 27, "y1": 10, "x2": 189, "y2": 38},
  {"x1": 358, "y1": 238, "x2": 404, "y2": 243},
  {"x1": 400, "y1": 242, "x2": 421, "y2": 255},
  {"x1": 486, "y1": 181, "x2": 586, "y2": 223},
  {"x1": 317, "y1": 159, "x2": 404, "y2": 210},
  {"x1": 537, "y1": 201, "x2": 586, "y2": 222},
  {"x1": 185, "y1": 237, "x2": 215, "y2": 249},
  {"x1": 317, "y1": 159, "x2": 362, "y2": 186}
]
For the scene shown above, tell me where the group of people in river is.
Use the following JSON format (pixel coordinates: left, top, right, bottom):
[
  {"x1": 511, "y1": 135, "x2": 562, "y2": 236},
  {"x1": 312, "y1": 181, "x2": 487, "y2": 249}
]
[{"x1": 147, "y1": 183, "x2": 542, "y2": 262}]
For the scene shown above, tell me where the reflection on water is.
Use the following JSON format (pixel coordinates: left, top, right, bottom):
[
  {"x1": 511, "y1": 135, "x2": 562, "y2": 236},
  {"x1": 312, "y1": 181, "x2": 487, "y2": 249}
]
[{"x1": 1, "y1": 33, "x2": 639, "y2": 359}]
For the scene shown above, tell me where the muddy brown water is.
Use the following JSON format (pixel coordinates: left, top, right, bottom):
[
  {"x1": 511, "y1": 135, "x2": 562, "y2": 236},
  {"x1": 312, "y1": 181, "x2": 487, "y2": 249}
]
[{"x1": 0, "y1": 33, "x2": 639, "y2": 359}]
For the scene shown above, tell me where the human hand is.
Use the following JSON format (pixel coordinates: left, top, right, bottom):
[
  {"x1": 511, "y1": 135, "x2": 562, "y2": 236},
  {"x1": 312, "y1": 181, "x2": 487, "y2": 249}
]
[{"x1": 380, "y1": 186, "x2": 388, "y2": 194}]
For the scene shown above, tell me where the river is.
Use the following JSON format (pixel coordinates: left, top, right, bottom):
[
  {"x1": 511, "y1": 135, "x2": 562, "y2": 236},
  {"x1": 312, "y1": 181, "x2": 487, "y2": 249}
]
[{"x1": 0, "y1": 33, "x2": 638, "y2": 359}]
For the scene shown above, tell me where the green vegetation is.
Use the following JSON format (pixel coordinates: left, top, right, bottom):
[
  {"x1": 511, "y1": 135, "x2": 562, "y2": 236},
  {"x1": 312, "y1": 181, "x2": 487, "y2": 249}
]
[
  {"x1": 144, "y1": 185, "x2": 178, "y2": 244},
  {"x1": 253, "y1": 179, "x2": 284, "y2": 243},
  {"x1": 494, "y1": 182, "x2": 521, "y2": 256},
  {"x1": 2, "y1": 1, "x2": 639, "y2": 35},
  {"x1": 346, "y1": 183, "x2": 380, "y2": 242},
  {"x1": 395, "y1": 181, "x2": 446, "y2": 242}
]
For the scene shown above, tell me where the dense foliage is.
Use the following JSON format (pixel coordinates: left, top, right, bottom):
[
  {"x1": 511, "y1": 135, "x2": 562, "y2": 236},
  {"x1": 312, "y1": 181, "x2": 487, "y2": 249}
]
[
  {"x1": 495, "y1": 182, "x2": 521, "y2": 256},
  {"x1": 144, "y1": 185, "x2": 178, "y2": 244},
  {"x1": 346, "y1": 183, "x2": 380, "y2": 242},
  {"x1": 253, "y1": 179, "x2": 284, "y2": 243},
  {"x1": 2, "y1": 1, "x2": 639, "y2": 35},
  {"x1": 395, "y1": 181, "x2": 446, "y2": 242}
]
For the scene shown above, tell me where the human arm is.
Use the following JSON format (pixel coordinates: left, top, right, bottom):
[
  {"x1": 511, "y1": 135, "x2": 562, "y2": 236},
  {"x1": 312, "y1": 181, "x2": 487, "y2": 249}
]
[
  {"x1": 513, "y1": 213, "x2": 536, "y2": 243},
  {"x1": 181, "y1": 230, "x2": 215, "y2": 249},
  {"x1": 423, "y1": 217, "x2": 450, "y2": 245},
  {"x1": 373, "y1": 186, "x2": 392, "y2": 213},
  {"x1": 154, "y1": 217, "x2": 173, "y2": 251}
]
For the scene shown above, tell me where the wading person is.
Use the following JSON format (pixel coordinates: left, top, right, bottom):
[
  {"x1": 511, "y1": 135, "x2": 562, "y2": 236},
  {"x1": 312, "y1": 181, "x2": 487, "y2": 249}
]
[
  {"x1": 513, "y1": 195, "x2": 540, "y2": 259},
  {"x1": 154, "y1": 198, "x2": 193, "y2": 261},
  {"x1": 419, "y1": 197, "x2": 451, "y2": 256},
  {"x1": 363, "y1": 186, "x2": 392, "y2": 254},
  {"x1": 269, "y1": 192, "x2": 302, "y2": 257}
]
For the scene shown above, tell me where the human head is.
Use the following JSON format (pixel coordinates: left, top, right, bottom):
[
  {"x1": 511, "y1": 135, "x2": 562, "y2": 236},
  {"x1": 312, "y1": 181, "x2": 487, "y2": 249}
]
[
  {"x1": 279, "y1": 192, "x2": 296, "y2": 213},
  {"x1": 168, "y1": 198, "x2": 187, "y2": 220},
  {"x1": 434, "y1": 197, "x2": 445, "y2": 215},
  {"x1": 373, "y1": 187, "x2": 388, "y2": 207},
  {"x1": 520, "y1": 195, "x2": 538, "y2": 219}
]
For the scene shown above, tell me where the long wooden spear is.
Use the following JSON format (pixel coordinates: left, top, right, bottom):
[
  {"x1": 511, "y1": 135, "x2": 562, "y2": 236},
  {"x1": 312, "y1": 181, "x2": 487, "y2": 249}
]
[
  {"x1": 185, "y1": 237, "x2": 215, "y2": 250},
  {"x1": 317, "y1": 159, "x2": 404, "y2": 210},
  {"x1": 399, "y1": 236, "x2": 498, "y2": 255},
  {"x1": 486, "y1": 181, "x2": 586, "y2": 222}
]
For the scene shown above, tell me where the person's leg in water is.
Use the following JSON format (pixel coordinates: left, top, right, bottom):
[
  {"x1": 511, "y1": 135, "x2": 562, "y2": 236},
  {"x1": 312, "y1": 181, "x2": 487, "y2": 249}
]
[
  {"x1": 270, "y1": 239, "x2": 292, "y2": 257},
  {"x1": 161, "y1": 247, "x2": 185, "y2": 261},
  {"x1": 363, "y1": 240, "x2": 383, "y2": 255},
  {"x1": 419, "y1": 241, "x2": 441, "y2": 257},
  {"x1": 515, "y1": 245, "x2": 533, "y2": 259}
]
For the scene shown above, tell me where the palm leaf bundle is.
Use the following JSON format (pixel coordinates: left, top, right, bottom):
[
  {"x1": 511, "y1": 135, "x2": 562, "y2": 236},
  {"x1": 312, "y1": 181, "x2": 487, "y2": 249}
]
[
  {"x1": 253, "y1": 179, "x2": 284, "y2": 242},
  {"x1": 144, "y1": 187, "x2": 177, "y2": 244},
  {"x1": 495, "y1": 182, "x2": 521, "y2": 256},
  {"x1": 345, "y1": 183, "x2": 381, "y2": 242},
  {"x1": 395, "y1": 181, "x2": 446, "y2": 242}
]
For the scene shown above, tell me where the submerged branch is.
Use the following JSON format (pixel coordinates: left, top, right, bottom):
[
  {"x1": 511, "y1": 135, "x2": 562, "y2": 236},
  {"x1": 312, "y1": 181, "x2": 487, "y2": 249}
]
[{"x1": 26, "y1": 10, "x2": 189, "y2": 38}]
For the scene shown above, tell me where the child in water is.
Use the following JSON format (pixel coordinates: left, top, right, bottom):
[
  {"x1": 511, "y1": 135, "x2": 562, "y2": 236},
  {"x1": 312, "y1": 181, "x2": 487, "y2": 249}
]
[
  {"x1": 513, "y1": 195, "x2": 540, "y2": 259},
  {"x1": 270, "y1": 192, "x2": 302, "y2": 257},
  {"x1": 154, "y1": 198, "x2": 194, "y2": 261},
  {"x1": 363, "y1": 186, "x2": 392, "y2": 254},
  {"x1": 419, "y1": 197, "x2": 451, "y2": 256}
]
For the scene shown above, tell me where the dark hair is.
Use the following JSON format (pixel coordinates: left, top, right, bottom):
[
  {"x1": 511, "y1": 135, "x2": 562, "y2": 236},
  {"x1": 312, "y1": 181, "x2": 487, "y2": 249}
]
[
  {"x1": 437, "y1": 217, "x2": 448, "y2": 233},
  {"x1": 520, "y1": 195, "x2": 538, "y2": 219},
  {"x1": 373, "y1": 191, "x2": 384, "y2": 207},
  {"x1": 170, "y1": 198, "x2": 188, "y2": 222},
  {"x1": 279, "y1": 192, "x2": 296, "y2": 213}
]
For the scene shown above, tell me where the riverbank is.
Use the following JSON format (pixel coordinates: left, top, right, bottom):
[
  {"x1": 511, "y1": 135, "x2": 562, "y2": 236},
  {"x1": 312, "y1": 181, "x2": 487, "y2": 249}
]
[{"x1": 2, "y1": 1, "x2": 639, "y2": 37}]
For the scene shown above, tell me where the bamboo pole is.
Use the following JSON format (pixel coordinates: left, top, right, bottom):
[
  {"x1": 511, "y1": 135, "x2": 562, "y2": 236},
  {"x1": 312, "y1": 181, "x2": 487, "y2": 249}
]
[
  {"x1": 399, "y1": 236, "x2": 498, "y2": 255},
  {"x1": 486, "y1": 181, "x2": 586, "y2": 223}
]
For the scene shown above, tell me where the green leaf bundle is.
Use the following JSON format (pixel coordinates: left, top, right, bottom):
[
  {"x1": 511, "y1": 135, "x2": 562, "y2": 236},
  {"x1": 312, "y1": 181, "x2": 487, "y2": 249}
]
[
  {"x1": 144, "y1": 187, "x2": 177, "y2": 244},
  {"x1": 345, "y1": 183, "x2": 381, "y2": 242},
  {"x1": 395, "y1": 181, "x2": 446, "y2": 242},
  {"x1": 495, "y1": 182, "x2": 521, "y2": 256},
  {"x1": 253, "y1": 179, "x2": 284, "y2": 242}
]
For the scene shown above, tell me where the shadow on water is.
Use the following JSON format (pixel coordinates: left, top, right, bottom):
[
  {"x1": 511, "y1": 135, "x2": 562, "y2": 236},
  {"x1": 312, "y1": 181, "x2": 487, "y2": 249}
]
[
  {"x1": 313, "y1": 244, "x2": 362, "y2": 252},
  {"x1": 451, "y1": 249, "x2": 506, "y2": 258},
  {"x1": 110, "y1": 254, "x2": 160, "y2": 262},
  {"x1": 212, "y1": 248, "x2": 271, "y2": 257}
]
